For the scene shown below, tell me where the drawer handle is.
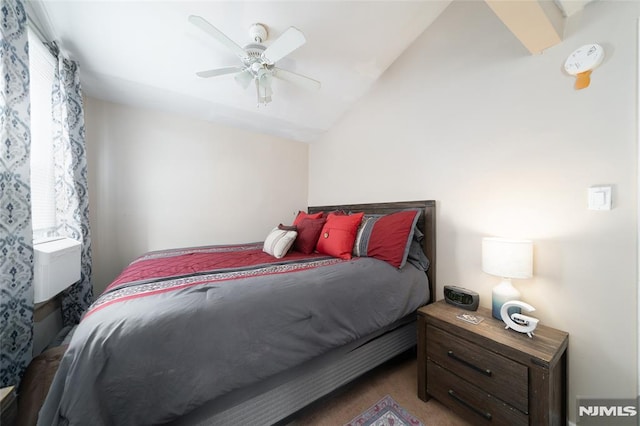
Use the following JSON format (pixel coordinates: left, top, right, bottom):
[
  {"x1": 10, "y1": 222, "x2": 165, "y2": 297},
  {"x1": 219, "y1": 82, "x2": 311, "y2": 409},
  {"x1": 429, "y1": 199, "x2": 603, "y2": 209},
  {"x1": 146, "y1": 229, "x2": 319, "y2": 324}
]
[
  {"x1": 448, "y1": 389, "x2": 493, "y2": 421},
  {"x1": 447, "y1": 350, "x2": 492, "y2": 377}
]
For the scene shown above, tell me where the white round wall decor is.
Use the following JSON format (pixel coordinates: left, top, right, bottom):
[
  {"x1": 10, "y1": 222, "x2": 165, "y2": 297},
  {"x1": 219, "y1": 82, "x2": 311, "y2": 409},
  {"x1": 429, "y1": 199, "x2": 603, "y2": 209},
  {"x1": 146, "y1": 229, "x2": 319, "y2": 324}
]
[{"x1": 564, "y1": 43, "x2": 605, "y2": 90}]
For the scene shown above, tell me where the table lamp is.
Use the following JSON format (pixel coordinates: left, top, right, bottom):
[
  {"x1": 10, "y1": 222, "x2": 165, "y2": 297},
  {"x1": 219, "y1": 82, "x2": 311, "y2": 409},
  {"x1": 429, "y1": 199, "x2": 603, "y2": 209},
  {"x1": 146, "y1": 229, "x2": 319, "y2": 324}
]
[{"x1": 482, "y1": 237, "x2": 533, "y2": 319}]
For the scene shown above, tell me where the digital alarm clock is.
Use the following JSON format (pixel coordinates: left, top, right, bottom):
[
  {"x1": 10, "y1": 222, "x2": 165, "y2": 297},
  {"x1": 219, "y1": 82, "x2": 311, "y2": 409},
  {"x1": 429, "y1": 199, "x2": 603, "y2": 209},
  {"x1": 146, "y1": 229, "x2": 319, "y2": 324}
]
[{"x1": 444, "y1": 285, "x2": 479, "y2": 311}]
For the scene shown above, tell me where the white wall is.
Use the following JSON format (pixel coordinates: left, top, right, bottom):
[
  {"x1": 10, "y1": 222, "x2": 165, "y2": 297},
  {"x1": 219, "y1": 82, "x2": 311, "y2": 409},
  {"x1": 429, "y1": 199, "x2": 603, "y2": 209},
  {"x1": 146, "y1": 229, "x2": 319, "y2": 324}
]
[
  {"x1": 85, "y1": 98, "x2": 309, "y2": 295},
  {"x1": 309, "y1": 0, "x2": 638, "y2": 422}
]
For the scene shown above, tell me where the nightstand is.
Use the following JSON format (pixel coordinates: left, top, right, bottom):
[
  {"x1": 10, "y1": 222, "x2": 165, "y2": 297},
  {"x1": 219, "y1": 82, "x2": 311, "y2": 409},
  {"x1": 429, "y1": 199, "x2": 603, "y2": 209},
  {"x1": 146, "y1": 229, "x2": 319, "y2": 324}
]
[{"x1": 417, "y1": 300, "x2": 568, "y2": 425}]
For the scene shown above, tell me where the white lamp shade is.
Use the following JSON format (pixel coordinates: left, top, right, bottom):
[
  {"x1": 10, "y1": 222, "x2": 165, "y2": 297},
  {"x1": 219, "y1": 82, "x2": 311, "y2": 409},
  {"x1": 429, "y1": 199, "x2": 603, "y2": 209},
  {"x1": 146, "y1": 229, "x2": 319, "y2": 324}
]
[{"x1": 482, "y1": 237, "x2": 533, "y2": 279}]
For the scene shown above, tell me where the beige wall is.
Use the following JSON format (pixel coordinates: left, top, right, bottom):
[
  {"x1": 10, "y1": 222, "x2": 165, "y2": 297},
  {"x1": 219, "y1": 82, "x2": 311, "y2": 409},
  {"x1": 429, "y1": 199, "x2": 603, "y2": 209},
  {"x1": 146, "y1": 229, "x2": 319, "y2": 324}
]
[
  {"x1": 84, "y1": 98, "x2": 309, "y2": 295},
  {"x1": 309, "y1": 0, "x2": 638, "y2": 421}
]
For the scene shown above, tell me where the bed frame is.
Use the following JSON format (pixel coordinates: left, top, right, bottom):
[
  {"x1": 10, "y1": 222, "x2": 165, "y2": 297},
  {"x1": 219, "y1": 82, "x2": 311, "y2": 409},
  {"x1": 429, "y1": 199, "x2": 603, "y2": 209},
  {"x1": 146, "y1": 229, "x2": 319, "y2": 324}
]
[{"x1": 174, "y1": 200, "x2": 436, "y2": 426}]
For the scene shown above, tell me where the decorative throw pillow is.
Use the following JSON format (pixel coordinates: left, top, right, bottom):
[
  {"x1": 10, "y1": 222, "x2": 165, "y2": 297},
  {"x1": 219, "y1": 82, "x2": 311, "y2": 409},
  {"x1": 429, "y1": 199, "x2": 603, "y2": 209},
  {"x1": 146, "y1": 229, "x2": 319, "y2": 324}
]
[
  {"x1": 263, "y1": 227, "x2": 298, "y2": 259},
  {"x1": 293, "y1": 218, "x2": 326, "y2": 254},
  {"x1": 353, "y1": 215, "x2": 381, "y2": 258},
  {"x1": 316, "y1": 212, "x2": 364, "y2": 260},
  {"x1": 352, "y1": 209, "x2": 421, "y2": 268},
  {"x1": 293, "y1": 211, "x2": 323, "y2": 226}
]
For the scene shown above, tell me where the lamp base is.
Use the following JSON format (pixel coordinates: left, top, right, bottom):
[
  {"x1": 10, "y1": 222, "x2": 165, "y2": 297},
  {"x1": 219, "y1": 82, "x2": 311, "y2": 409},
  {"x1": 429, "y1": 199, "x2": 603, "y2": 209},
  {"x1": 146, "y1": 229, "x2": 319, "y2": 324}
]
[{"x1": 492, "y1": 279, "x2": 521, "y2": 320}]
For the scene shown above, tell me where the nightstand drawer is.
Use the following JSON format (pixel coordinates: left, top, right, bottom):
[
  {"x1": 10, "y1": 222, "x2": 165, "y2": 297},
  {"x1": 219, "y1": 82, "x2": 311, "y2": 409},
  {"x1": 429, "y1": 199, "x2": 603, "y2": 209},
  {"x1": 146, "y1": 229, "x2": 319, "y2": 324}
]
[
  {"x1": 426, "y1": 323, "x2": 528, "y2": 413},
  {"x1": 427, "y1": 361, "x2": 528, "y2": 426}
]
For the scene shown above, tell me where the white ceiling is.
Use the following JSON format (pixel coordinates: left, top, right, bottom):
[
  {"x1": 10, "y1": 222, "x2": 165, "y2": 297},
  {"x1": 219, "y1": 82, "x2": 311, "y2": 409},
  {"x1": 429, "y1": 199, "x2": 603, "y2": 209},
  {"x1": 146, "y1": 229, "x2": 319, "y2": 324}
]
[{"x1": 27, "y1": 1, "x2": 589, "y2": 143}]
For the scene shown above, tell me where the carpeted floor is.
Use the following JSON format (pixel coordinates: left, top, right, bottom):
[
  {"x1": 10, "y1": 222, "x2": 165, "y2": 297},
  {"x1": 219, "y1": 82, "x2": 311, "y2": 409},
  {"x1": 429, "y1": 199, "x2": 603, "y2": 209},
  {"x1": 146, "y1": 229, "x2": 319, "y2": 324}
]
[{"x1": 283, "y1": 351, "x2": 472, "y2": 426}]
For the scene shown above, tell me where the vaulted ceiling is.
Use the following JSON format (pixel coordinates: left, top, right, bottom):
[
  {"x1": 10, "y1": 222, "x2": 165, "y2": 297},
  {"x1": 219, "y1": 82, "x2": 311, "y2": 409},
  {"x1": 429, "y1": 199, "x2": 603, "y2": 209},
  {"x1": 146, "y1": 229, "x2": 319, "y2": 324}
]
[{"x1": 26, "y1": 0, "x2": 593, "y2": 143}]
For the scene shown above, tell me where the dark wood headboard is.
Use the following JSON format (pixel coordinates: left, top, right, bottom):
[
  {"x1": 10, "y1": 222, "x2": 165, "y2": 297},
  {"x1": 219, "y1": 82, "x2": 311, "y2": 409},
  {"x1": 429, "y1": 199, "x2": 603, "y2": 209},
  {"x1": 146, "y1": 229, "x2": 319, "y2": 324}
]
[{"x1": 308, "y1": 200, "x2": 436, "y2": 304}]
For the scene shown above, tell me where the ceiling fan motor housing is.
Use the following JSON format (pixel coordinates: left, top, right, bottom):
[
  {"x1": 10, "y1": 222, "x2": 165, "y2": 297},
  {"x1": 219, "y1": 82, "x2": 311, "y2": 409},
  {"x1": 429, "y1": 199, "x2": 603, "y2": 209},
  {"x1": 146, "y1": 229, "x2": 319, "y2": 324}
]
[
  {"x1": 243, "y1": 43, "x2": 266, "y2": 58},
  {"x1": 242, "y1": 44, "x2": 272, "y2": 71}
]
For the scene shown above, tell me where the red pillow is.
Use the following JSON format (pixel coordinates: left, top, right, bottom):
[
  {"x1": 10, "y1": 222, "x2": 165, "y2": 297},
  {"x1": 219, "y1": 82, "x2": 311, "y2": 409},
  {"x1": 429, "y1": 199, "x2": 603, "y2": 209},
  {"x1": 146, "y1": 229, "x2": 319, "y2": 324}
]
[
  {"x1": 316, "y1": 212, "x2": 364, "y2": 260},
  {"x1": 353, "y1": 209, "x2": 420, "y2": 268},
  {"x1": 293, "y1": 218, "x2": 326, "y2": 254},
  {"x1": 293, "y1": 211, "x2": 323, "y2": 226}
]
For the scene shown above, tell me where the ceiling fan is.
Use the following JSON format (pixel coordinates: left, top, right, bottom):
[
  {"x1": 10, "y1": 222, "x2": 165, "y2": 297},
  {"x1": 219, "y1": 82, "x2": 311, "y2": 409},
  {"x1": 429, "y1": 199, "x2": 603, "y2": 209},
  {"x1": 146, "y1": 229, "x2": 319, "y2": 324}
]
[{"x1": 189, "y1": 15, "x2": 321, "y2": 106}]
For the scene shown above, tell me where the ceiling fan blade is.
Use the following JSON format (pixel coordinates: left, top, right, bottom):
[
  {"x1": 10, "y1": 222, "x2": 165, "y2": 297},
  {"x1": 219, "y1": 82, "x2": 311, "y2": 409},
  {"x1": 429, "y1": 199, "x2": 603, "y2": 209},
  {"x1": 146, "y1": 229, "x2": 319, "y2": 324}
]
[
  {"x1": 234, "y1": 69, "x2": 253, "y2": 90},
  {"x1": 273, "y1": 68, "x2": 321, "y2": 91},
  {"x1": 262, "y1": 27, "x2": 306, "y2": 64},
  {"x1": 189, "y1": 15, "x2": 247, "y2": 59},
  {"x1": 196, "y1": 67, "x2": 242, "y2": 78}
]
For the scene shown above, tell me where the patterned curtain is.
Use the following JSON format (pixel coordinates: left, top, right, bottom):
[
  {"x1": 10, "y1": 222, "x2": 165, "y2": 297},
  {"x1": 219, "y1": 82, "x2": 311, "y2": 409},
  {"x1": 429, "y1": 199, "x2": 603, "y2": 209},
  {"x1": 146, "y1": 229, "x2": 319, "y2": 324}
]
[
  {"x1": 51, "y1": 48, "x2": 93, "y2": 325},
  {"x1": 0, "y1": 0, "x2": 33, "y2": 387}
]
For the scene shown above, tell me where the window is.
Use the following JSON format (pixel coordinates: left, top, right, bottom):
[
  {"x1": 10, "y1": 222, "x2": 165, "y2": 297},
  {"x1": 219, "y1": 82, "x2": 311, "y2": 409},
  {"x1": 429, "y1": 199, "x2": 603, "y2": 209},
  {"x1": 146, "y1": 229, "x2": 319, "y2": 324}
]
[{"x1": 28, "y1": 28, "x2": 57, "y2": 240}]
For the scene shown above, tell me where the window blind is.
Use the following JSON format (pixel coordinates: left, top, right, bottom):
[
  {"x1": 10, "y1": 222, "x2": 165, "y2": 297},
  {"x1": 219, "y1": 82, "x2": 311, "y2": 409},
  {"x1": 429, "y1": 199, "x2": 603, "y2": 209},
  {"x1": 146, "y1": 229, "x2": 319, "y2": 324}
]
[{"x1": 28, "y1": 29, "x2": 57, "y2": 237}]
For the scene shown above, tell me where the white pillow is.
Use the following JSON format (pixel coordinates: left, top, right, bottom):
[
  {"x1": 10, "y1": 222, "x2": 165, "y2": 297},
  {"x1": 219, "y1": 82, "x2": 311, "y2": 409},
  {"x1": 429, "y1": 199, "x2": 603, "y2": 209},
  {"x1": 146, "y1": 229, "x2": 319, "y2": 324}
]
[{"x1": 263, "y1": 228, "x2": 298, "y2": 259}]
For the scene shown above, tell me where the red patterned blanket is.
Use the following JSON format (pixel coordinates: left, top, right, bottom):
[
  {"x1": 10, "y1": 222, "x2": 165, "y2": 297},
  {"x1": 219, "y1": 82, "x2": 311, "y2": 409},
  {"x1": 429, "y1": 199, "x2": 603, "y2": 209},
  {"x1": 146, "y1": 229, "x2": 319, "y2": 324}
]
[{"x1": 88, "y1": 243, "x2": 341, "y2": 318}]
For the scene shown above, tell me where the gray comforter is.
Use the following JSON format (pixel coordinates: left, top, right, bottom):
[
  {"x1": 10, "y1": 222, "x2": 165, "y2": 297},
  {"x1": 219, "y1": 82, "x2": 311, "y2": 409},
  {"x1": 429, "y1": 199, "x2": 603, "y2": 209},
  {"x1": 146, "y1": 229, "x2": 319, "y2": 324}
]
[{"x1": 38, "y1": 246, "x2": 428, "y2": 425}]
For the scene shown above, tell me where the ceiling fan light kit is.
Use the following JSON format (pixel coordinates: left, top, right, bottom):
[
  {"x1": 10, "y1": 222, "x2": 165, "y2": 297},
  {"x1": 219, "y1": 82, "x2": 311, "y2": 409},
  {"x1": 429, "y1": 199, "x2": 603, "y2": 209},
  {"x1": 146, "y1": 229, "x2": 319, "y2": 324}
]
[{"x1": 189, "y1": 15, "x2": 321, "y2": 106}]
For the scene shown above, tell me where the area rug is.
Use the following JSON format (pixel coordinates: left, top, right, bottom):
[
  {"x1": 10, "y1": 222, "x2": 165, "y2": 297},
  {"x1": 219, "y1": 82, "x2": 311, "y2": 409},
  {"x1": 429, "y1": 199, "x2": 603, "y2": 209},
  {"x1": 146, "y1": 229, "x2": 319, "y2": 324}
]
[{"x1": 343, "y1": 395, "x2": 424, "y2": 426}]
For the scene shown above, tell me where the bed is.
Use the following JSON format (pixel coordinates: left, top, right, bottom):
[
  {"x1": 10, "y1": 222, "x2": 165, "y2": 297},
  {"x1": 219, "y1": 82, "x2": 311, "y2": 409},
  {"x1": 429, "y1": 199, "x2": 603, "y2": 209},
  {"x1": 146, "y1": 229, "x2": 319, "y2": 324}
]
[{"x1": 37, "y1": 200, "x2": 436, "y2": 426}]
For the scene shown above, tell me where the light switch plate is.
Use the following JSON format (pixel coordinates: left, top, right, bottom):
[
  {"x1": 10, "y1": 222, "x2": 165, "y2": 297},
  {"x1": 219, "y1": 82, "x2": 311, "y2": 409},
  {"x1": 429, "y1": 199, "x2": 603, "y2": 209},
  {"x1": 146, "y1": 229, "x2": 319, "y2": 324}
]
[{"x1": 588, "y1": 186, "x2": 612, "y2": 210}]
